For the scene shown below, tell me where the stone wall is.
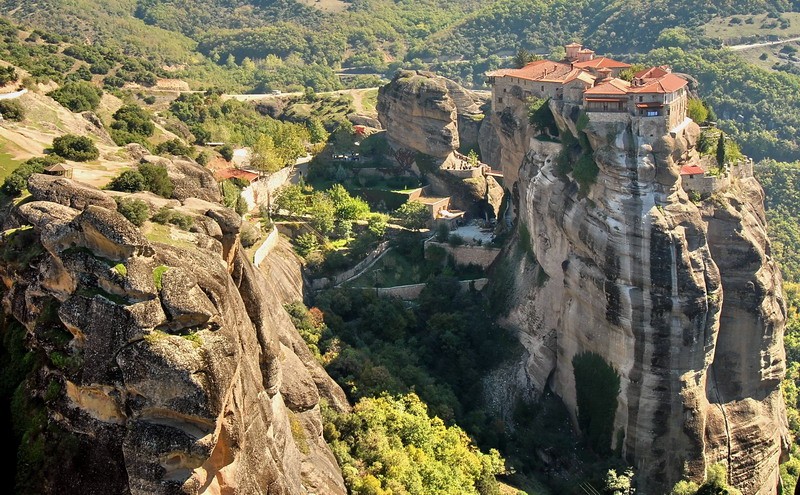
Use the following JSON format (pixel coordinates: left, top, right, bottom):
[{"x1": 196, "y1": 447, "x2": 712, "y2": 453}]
[
  {"x1": 369, "y1": 278, "x2": 488, "y2": 300},
  {"x1": 241, "y1": 166, "x2": 293, "y2": 211},
  {"x1": 310, "y1": 241, "x2": 391, "y2": 290},
  {"x1": 253, "y1": 226, "x2": 278, "y2": 268},
  {"x1": 425, "y1": 240, "x2": 501, "y2": 269}
]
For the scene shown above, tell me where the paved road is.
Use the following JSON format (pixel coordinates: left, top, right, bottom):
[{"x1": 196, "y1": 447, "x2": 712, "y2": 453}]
[
  {"x1": 728, "y1": 36, "x2": 800, "y2": 51},
  {"x1": 223, "y1": 87, "x2": 380, "y2": 102}
]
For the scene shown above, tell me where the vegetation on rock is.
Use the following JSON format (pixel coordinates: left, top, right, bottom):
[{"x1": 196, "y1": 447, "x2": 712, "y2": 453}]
[{"x1": 51, "y1": 134, "x2": 99, "y2": 162}]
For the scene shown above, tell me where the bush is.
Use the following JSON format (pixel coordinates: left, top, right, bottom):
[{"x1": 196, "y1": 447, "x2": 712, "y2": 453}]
[
  {"x1": 573, "y1": 154, "x2": 599, "y2": 193},
  {"x1": 154, "y1": 138, "x2": 195, "y2": 157},
  {"x1": 0, "y1": 65, "x2": 17, "y2": 85},
  {"x1": 195, "y1": 151, "x2": 210, "y2": 166},
  {"x1": 448, "y1": 233, "x2": 464, "y2": 246},
  {"x1": 51, "y1": 134, "x2": 99, "y2": 161},
  {"x1": 151, "y1": 207, "x2": 194, "y2": 230},
  {"x1": 295, "y1": 232, "x2": 319, "y2": 257},
  {"x1": 219, "y1": 144, "x2": 234, "y2": 161},
  {"x1": 115, "y1": 197, "x2": 149, "y2": 226},
  {"x1": 2, "y1": 156, "x2": 63, "y2": 195},
  {"x1": 110, "y1": 104, "x2": 154, "y2": 145},
  {"x1": 0, "y1": 100, "x2": 24, "y2": 121},
  {"x1": 107, "y1": 169, "x2": 146, "y2": 192},
  {"x1": 396, "y1": 200, "x2": 430, "y2": 231},
  {"x1": 138, "y1": 163, "x2": 174, "y2": 198},
  {"x1": 48, "y1": 81, "x2": 102, "y2": 112}
]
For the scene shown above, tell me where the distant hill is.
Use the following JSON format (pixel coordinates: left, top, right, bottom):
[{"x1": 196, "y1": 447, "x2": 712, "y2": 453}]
[{"x1": 3, "y1": 0, "x2": 800, "y2": 161}]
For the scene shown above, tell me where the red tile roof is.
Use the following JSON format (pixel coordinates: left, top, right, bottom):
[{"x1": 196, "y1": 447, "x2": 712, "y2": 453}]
[
  {"x1": 573, "y1": 56, "x2": 631, "y2": 70},
  {"x1": 584, "y1": 78, "x2": 631, "y2": 95},
  {"x1": 680, "y1": 164, "x2": 705, "y2": 175},
  {"x1": 565, "y1": 42, "x2": 583, "y2": 48},
  {"x1": 216, "y1": 168, "x2": 259, "y2": 182},
  {"x1": 629, "y1": 73, "x2": 688, "y2": 94},
  {"x1": 486, "y1": 60, "x2": 573, "y2": 82},
  {"x1": 635, "y1": 66, "x2": 671, "y2": 79}
]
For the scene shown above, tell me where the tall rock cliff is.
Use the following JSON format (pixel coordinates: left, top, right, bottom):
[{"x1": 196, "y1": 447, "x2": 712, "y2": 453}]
[
  {"x1": 0, "y1": 165, "x2": 348, "y2": 494},
  {"x1": 483, "y1": 101, "x2": 789, "y2": 493},
  {"x1": 377, "y1": 70, "x2": 503, "y2": 218}
]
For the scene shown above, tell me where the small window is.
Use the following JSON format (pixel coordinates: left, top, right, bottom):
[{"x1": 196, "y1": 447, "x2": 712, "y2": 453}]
[{"x1": 639, "y1": 96, "x2": 643, "y2": 102}]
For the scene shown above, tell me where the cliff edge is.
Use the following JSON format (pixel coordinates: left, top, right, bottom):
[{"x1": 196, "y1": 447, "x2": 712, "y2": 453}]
[
  {"x1": 484, "y1": 100, "x2": 789, "y2": 493},
  {"x1": 0, "y1": 164, "x2": 347, "y2": 494}
]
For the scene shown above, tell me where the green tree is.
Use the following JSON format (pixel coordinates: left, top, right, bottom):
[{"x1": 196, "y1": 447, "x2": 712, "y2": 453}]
[
  {"x1": 275, "y1": 184, "x2": 307, "y2": 215},
  {"x1": 396, "y1": 200, "x2": 429, "y2": 231},
  {"x1": 528, "y1": 97, "x2": 557, "y2": 135},
  {"x1": 250, "y1": 134, "x2": 283, "y2": 172},
  {"x1": 309, "y1": 191, "x2": 335, "y2": 235},
  {"x1": 328, "y1": 184, "x2": 370, "y2": 221},
  {"x1": 0, "y1": 100, "x2": 24, "y2": 121},
  {"x1": 51, "y1": 134, "x2": 99, "y2": 161},
  {"x1": 367, "y1": 213, "x2": 388, "y2": 238},
  {"x1": 2, "y1": 156, "x2": 63, "y2": 196},
  {"x1": 138, "y1": 163, "x2": 174, "y2": 198},
  {"x1": 307, "y1": 117, "x2": 329, "y2": 144},
  {"x1": 219, "y1": 144, "x2": 234, "y2": 161},
  {"x1": 115, "y1": 197, "x2": 149, "y2": 226},
  {"x1": 111, "y1": 104, "x2": 155, "y2": 137},
  {"x1": 687, "y1": 99, "x2": 709, "y2": 124},
  {"x1": 108, "y1": 169, "x2": 146, "y2": 192},
  {"x1": 324, "y1": 394, "x2": 505, "y2": 495},
  {"x1": 48, "y1": 81, "x2": 102, "y2": 112},
  {"x1": 0, "y1": 65, "x2": 17, "y2": 85},
  {"x1": 513, "y1": 47, "x2": 539, "y2": 68},
  {"x1": 154, "y1": 139, "x2": 194, "y2": 157},
  {"x1": 716, "y1": 132, "x2": 726, "y2": 167}
]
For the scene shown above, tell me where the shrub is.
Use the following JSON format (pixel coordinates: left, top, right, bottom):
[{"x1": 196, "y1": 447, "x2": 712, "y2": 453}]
[
  {"x1": 195, "y1": 151, "x2": 210, "y2": 166},
  {"x1": 138, "y1": 163, "x2": 174, "y2": 198},
  {"x1": 2, "y1": 156, "x2": 63, "y2": 195},
  {"x1": 396, "y1": 200, "x2": 429, "y2": 231},
  {"x1": 110, "y1": 104, "x2": 155, "y2": 145},
  {"x1": 295, "y1": 232, "x2": 319, "y2": 257},
  {"x1": 154, "y1": 138, "x2": 194, "y2": 157},
  {"x1": 115, "y1": 197, "x2": 149, "y2": 226},
  {"x1": 143, "y1": 95, "x2": 156, "y2": 105},
  {"x1": 0, "y1": 65, "x2": 17, "y2": 85},
  {"x1": 48, "y1": 81, "x2": 102, "y2": 112},
  {"x1": 0, "y1": 100, "x2": 24, "y2": 121},
  {"x1": 573, "y1": 154, "x2": 599, "y2": 193},
  {"x1": 108, "y1": 170, "x2": 146, "y2": 192},
  {"x1": 687, "y1": 99, "x2": 709, "y2": 124},
  {"x1": 219, "y1": 144, "x2": 234, "y2": 161},
  {"x1": 51, "y1": 134, "x2": 99, "y2": 161},
  {"x1": 448, "y1": 233, "x2": 464, "y2": 246},
  {"x1": 151, "y1": 207, "x2": 194, "y2": 230}
]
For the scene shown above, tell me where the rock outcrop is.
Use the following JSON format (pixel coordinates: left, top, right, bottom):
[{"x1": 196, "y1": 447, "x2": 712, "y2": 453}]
[
  {"x1": 377, "y1": 71, "x2": 502, "y2": 217},
  {"x1": 484, "y1": 101, "x2": 789, "y2": 493},
  {"x1": 1, "y1": 170, "x2": 347, "y2": 494}
]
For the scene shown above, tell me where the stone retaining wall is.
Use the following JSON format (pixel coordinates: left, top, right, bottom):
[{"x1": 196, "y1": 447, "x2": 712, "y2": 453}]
[
  {"x1": 425, "y1": 240, "x2": 501, "y2": 269},
  {"x1": 253, "y1": 227, "x2": 278, "y2": 268},
  {"x1": 369, "y1": 278, "x2": 488, "y2": 300}
]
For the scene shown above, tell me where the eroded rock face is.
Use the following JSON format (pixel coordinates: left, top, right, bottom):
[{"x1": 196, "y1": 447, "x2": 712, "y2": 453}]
[
  {"x1": 377, "y1": 70, "x2": 487, "y2": 158},
  {"x1": 488, "y1": 102, "x2": 788, "y2": 493},
  {"x1": 1, "y1": 176, "x2": 347, "y2": 494}
]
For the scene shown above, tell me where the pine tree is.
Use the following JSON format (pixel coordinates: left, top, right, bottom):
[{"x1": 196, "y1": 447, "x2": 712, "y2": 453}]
[{"x1": 716, "y1": 132, "x2": 726, "y2": 167}]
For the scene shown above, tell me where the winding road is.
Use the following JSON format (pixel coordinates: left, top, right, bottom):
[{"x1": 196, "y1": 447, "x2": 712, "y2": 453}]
[{"x1": 727, "y1": 36, "x2": 800, "y2": 51}]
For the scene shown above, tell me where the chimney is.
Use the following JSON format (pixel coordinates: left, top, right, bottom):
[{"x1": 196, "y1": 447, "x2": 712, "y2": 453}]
[
  {"x1": 597, "y1": 67, "x2": 612, "y2": 82},
  {"x1": 577, "y1": 49, "x2": 595, "y2": 63}
]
